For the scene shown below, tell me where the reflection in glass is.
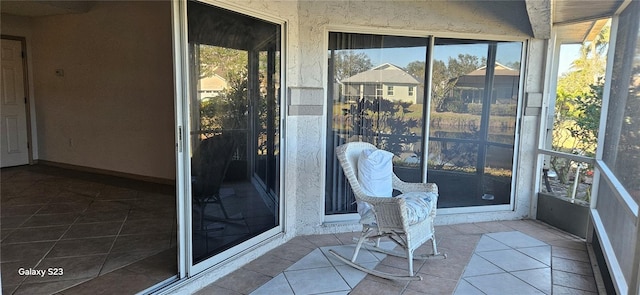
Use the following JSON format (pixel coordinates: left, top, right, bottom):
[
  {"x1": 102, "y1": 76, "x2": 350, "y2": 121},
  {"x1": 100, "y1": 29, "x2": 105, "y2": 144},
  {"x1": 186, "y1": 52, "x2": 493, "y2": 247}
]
[
  {"x1": 482, "y1": 145, "x2": 514, "y2": 203},
  {"x1": 188, "y1": 1, "x2": 280, "y2": 264},
  {"x1": 427, "y1": 39, "x2": 521, "y2": 208},
  {"x1": 326, "y1": 32, "x2": 428, "y2": 214},
  {"x1": 325, "y1": 33, "x2": 523, "y2": 213},
  {"x1": 429, "y1": 41, "x2": 488, "y2": 140}
]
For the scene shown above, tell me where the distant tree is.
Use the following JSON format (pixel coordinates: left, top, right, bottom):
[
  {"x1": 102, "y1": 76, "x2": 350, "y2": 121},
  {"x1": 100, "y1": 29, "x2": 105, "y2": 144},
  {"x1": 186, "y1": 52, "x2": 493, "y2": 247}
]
[
  {"x1": 504, "y1": 61, "x2": 521, "y2": 70},
  {"x1": 332, "y1": 51, "x2": 373, "y2": 81},
  {"x1": 432, "y1": 54, "x2": 483, "y2": 112},
  {"x1": 553, "y1": 23, "x2": 609, "y2": 152},
  {"x1": 197, "y1": 45, "x2": 249, "y2": 132},
  {"x1": 406, "y1": 61, "x2": 426, "y2": 81},
  {"x1": 551, "y1": 23, "x2": 609, "y2": 185},
  {"x1": 197, "y1": 45, "x2": 247, "y2": 80},
  {"x1": 570, "y1": 80, "x2": 603, "y2": 154}
]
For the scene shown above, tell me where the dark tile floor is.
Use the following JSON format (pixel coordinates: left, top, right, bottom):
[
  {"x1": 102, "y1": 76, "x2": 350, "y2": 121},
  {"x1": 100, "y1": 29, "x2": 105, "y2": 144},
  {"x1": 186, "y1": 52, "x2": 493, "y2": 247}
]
[{"x1": 1, "y1": 165, "x2": 177, "y2": 295}]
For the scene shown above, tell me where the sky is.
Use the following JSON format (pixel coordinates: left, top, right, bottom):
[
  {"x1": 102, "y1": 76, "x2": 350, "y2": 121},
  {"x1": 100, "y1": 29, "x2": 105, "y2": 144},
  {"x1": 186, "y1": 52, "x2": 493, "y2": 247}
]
[
  {"x1": 558, "y1": 44, "x2": 582, "y2": 75},
  {"x1": 356, "y1": 42, "x2": 524, "y2": 69},
  {"x1": 353, "y1": 42, "x2": 584, "y2": 76}
]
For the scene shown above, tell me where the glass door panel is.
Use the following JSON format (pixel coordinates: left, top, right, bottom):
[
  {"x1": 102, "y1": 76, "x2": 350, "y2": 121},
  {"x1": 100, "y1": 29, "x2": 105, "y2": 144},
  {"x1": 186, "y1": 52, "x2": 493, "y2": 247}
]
[
  {"x1": 187, "y1": 1, "x2": 280, "y2": 265},
  {"x1": 428, "y1": 39, "x2": 522, "y2": 208},
  {"x1": 325, "y1": 32, "x2": 429, "y2": 214},
  {"x1": 251, "y1": 37, "x2": 281, "y2": 220},
  {"x1": 325, "y1": 33, "x2": 523, "y2": 214}
]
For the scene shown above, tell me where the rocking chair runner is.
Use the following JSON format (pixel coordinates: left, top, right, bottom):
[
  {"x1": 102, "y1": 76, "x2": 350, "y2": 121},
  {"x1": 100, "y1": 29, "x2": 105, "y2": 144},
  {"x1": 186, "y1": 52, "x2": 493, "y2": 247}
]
[{"x1": 329, "y1": 142, "x2": 446, "y2": 281}]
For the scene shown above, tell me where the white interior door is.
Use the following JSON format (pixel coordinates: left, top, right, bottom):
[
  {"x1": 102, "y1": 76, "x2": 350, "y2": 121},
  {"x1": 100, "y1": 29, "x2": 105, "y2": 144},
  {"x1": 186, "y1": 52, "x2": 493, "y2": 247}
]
[{"x1": 0, "y1": 38, "x2": 29, "y2": 167}]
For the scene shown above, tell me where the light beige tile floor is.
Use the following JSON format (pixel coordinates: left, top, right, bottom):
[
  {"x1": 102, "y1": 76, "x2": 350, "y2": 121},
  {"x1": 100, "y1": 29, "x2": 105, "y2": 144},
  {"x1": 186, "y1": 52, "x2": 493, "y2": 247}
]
[{"x1": 198, "y1": 220, "x2": 599, "y2": 295}]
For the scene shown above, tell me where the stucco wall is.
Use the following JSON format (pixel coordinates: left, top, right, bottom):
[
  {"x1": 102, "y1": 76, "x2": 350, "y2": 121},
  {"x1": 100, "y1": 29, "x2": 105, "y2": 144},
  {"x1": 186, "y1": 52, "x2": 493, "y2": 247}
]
[
  {"x1": 172, "y1": 1, "x2": 547, "y2": 293},
  {"x1": 290, "y1": 1, "x2": 540, "y2": 234},
  {"x1": 28, "y1": 1, "x2": 175, "y2": 180}
]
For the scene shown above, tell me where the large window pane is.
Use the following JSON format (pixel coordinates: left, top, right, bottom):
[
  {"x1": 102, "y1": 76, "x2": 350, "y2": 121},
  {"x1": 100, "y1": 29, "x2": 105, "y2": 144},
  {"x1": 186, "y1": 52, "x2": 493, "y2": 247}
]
[
  {"x1": 326, "y1": 34, "x2": 523, "y2": 213},
  {"x1": 326, "y1": 32, "x2": 429, "y2": 214},
  {"x1": 589, "y1": 3, "x2": 639, "y2": 290},
  {"x1": 428, "y1": 39, "x2": 521, "y2": 208},
  {"x1": 550, "y1": 43, "x2": 606, "y2": 157}
]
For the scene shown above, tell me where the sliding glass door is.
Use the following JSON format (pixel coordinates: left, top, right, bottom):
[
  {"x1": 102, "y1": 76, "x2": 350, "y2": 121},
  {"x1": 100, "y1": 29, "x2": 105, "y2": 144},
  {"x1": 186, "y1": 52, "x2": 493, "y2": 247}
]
[
  {"x1": 428, "y1": 39, "x2": 522, "y2": 208},
  {"x1": 326, "y1": 32, "x2": 523, "y2": 214},
  {"x1": 326, "y1": 32, "x2": 429, "y2": 214},
  {"x1": 186, "y1": 1, "x2": 281, "y2": 266}
]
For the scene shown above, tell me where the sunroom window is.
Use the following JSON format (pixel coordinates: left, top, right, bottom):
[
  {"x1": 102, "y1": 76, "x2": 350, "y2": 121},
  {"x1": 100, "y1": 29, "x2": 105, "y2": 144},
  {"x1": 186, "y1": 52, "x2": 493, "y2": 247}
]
[{"x1": 326, "y1": 32, "x2": 523, "y2": 215}]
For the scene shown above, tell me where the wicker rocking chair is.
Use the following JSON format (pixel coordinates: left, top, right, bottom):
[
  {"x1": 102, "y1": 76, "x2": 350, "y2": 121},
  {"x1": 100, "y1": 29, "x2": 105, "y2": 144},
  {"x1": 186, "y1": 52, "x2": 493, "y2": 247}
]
[{"x1": 329, "y1": 142, "x2": 446, "y2": 281}]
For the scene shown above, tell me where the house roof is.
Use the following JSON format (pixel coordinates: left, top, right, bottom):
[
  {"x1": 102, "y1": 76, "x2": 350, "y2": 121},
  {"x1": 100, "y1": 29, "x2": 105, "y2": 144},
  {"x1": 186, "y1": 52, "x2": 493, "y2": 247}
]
[
  {"x1": 199, "y1": 74, "x2": 227, "y2": 90},
  {"x1": 463, "y1": 63, "x2": 520, "y2": 77},
  {"x1": 341, "y1": 63, "x2": 421, "y2": 85}
]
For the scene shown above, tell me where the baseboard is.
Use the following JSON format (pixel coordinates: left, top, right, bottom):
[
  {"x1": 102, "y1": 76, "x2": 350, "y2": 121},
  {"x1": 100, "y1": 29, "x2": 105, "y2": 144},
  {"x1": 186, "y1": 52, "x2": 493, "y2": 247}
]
[{"x1": 34, "y1": 159, "x2": 175, "y2": 186}]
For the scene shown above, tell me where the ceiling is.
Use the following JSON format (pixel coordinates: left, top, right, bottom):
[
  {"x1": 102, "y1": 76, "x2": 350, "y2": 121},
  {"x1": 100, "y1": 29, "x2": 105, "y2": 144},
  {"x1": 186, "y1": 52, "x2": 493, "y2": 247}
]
[
  {"x1": 555, "y1": 18, "x2": 611, "y2": 44},
  {"x1": 1, "y1": 1, "x2": 93, "y2": 17},
  {"x1": 552, "y1": 0, "x2": 626, "y2": 43},
  {"x1": 553, "y1": 0, "x2": 625, "y2": 25}
]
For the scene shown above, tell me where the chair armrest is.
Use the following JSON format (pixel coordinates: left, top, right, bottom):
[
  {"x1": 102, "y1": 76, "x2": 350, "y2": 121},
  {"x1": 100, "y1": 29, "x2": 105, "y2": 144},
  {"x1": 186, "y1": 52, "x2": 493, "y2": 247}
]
[{"x1": 392, "y1": 174, "x2": 438, "y2": 194}]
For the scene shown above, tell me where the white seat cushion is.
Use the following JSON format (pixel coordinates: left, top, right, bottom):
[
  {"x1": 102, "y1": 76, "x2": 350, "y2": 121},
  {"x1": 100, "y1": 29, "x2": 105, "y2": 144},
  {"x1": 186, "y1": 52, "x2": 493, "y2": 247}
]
[
  {"x1": 359, "y1": 192, "x2": 437, "y2": 225},
  {"x1": 397, "y1": 192, "x2": 437, "y2": 225}
]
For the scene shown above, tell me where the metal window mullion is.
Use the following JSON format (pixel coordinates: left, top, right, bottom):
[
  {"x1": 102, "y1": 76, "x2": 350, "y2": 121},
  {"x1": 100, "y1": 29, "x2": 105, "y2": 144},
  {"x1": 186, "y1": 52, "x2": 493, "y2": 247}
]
[
  {"x1": 422, "y1": 37, "x2": 434, "y2": 183},
  {"x1": 476, "y1": 43, "x2": 497, "y2": 194}
]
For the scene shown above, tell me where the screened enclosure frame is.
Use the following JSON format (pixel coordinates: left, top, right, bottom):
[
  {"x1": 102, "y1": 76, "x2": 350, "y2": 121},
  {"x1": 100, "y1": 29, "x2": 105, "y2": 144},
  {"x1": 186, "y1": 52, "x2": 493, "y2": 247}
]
[
  {"x1": 536, "y1": 2, "x2": 640, "y2": 293},
  {"x1": 588, "y1": 2, "x2": 640, "y2": 293}
]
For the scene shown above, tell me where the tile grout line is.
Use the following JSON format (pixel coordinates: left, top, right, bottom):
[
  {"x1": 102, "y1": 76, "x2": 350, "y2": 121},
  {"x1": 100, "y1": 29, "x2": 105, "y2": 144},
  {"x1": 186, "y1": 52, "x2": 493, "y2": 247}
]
[
  {"x1": 1, "y1": 168, "x2": 176, "y2": 294},
  {"x1": 54, "y1": 188, "x2": 136, "y2": 294},
  {"x1": 457, "y1": 231, "x2": 553, "y2": 295},
  {"x1": 13, "y1": 179, "x2": 85, "y2": 292},
  {"x1": 95, "y1": 193, "x2": 136, "y2": 276}
]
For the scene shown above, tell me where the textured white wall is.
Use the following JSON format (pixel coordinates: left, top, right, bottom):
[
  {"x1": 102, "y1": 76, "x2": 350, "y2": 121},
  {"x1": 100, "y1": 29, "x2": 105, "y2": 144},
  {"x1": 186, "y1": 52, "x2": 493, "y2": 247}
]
[
  {"x1": 291, "y1": 1, "x2": 541, "y2": 233},
  {"x1": 174, "y1": 1, "x2": 547, "y2": 292}
]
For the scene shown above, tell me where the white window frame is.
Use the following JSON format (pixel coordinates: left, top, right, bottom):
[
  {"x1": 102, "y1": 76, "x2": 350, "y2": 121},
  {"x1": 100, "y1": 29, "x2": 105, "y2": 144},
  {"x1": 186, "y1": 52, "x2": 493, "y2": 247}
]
[
  {"x1": 171, "y1": 0, "x2": 287, "y2": 280},
  {"x1": 322, "y1": 25, "x2": 528, "y2": 223}
]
